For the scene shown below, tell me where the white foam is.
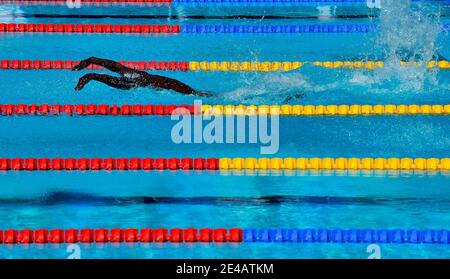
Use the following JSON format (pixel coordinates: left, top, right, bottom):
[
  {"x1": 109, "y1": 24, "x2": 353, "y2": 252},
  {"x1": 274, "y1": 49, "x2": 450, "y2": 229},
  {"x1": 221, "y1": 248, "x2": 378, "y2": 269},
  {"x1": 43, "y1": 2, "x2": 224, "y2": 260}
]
[
  {"x1": 224, "y1": 0, "x2": 446, "y2": 102},
  {"x1": 359, "y1": 0, "x2": 443, "y2": 93},
  {"x1": 0, "y1": 5, "x2": 26, "y2": 23}
]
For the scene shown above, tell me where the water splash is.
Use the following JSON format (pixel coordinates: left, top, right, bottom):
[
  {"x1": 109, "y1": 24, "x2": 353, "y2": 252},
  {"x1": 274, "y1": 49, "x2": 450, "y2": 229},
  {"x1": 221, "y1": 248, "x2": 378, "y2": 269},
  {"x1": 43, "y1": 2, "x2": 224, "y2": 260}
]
[
  {"x1": 359, "y1": 0, "x2": 444, "y2": 92},
  {"x1": 222, "y1": 72, "x2": 346, "y2": 104},
  {"x1": 0, "y1": 5, "x2": 26, "y2": 23},
  {"x1": 224, "y1": 72, "x2": 309, "y2": 103},
  {"x1": 226, "y1": 0, "x2": 446, "y2": 102}
]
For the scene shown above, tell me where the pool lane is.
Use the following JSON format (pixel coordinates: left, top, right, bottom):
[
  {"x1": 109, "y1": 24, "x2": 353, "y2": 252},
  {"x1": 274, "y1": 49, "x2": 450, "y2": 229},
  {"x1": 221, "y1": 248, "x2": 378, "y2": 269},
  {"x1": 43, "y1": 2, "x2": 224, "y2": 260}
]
[
  {"x1": 0, "y1": 115, "x2": 447, "y2": 158},
  {"x1": 2, "y1": 242, "x2": 450, "y2": 259},
  {"x1": 0, "y1": 70, "x2": 449, "y2": 105},
  {"x1": 0, "y1": 31, "x2": 380, "y2": 61},
  {"x1": 1, "y1": 190, "x2": 450, "y2": 232},
  {"x1": 0, "y1": 170, "x2": 448, "y2": 198}
]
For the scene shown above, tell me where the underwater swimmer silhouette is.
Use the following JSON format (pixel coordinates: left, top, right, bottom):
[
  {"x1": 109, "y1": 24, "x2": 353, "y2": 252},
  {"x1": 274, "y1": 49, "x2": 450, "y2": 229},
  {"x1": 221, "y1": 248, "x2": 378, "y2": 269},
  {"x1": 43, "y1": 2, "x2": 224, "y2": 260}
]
[
  {"x1": 351, "y1": 51, "x2": 448, "y2": 63},
  {"x1": 394, "y1": 50, "x2": 448, "y2": 63},
  {"x1": 280, "y1": 52, "x2": 448, "y2": 104},
  {"x1": 73, "y1": 57, "x2": 213, "y2": 97}
]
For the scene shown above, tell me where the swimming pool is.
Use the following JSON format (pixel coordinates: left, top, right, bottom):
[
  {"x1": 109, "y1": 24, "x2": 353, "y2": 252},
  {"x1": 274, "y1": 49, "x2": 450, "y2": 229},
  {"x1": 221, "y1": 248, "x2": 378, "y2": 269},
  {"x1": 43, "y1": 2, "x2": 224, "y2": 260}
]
[{"x1": 0, "y1": 0, "x2": 449, "y2": 259}]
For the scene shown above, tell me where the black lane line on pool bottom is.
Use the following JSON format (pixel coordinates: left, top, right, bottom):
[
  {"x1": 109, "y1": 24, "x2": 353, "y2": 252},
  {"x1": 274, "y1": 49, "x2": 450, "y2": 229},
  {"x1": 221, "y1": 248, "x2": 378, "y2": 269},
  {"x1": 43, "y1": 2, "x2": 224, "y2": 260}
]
[{"x1": 0, "y1": 191, "x2": 442, "y2": 206}]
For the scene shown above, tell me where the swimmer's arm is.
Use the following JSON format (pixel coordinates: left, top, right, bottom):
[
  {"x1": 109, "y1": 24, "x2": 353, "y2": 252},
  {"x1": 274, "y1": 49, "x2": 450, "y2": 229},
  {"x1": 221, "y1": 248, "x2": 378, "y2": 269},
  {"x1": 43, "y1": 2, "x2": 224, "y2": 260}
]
[
  {"x1": 149, "y1": 75, "x2": 214, "y2": 97},
  {"x1": 193, "y1": 91, "x2": 214, "y2": 97}
]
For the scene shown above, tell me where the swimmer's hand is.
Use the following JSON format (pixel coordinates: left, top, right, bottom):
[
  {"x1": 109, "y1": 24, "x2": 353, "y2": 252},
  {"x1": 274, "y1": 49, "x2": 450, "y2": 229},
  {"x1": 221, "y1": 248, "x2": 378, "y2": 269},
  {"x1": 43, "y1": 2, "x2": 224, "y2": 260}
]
[
  {"x1": 74, "y1": 74, "x2": 92, "y2": 91},
  {"x1": 72, "y1": 60, "x2": 90, "y2": 71},
  {"x1": 194, "y1": 91, "x2": 214, "y2": 97},
  {"x1": 74, "y1": 84, "x2": 83, "y2": 91}
]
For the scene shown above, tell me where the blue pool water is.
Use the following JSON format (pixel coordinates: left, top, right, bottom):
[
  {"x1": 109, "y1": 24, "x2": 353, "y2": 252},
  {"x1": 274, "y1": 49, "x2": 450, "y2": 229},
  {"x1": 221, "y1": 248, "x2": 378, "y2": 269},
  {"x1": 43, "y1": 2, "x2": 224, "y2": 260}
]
[{"x1": 0, "y1": 0, "x2": 449, "y2": 258}]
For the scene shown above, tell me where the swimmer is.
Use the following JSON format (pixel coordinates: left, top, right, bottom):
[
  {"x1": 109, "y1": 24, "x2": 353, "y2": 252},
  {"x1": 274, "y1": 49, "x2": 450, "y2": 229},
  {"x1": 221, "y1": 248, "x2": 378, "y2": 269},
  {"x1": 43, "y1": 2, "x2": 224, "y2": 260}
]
[
  {"x1": 72, "y1": 57, "x2": 213, "y2": 97},
  {"x1": 344, "y1": 51, "x2": 448, "y2": 63},
  {"x1": 394, "y1": 50, "x2": 448, "y2": 63},
  {"x1": 282, "y1": 93, "x2": 306, "y2": 104}
]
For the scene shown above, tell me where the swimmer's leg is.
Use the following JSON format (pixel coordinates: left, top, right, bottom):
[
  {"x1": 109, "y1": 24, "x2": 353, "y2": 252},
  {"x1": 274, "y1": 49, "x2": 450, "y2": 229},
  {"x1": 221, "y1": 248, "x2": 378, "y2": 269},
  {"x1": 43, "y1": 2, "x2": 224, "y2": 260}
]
[
  {"x1": 75, "y1": 73, "x2": 134, "y2": 91},
  {"x1": 72, "y1": 57, "x2": 134, "y2": 75}
]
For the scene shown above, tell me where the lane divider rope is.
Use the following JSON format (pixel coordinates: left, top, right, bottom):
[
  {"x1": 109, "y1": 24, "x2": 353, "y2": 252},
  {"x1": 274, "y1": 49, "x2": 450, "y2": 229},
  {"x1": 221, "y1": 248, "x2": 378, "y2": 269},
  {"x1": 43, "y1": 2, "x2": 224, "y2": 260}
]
[
  {"x1": 187, "y1": 60, "x2": 450, "y2": 70},
  {"x1": 1, "y1": 23, "x2": 448, "y2": 34},
  {"x1": 219, "y1": 170, "x2": 449, "y2": 176},
  {"x1": 1, "y1": 60, "x2": 188, "y2": 71},
  {"x1": 0, "y1": 158, "x2": 220, "y2": 171},
  {"x1": 2, "y1": 0, "x2": 447, "y2": 6},
  {"x1": 243, "y1": 228, "x2": 450, "y2": 244},
  {"x1": 219, "y1": 158, "x2": 450, "y2": 171},
  {"x1": 0, "y1": 228, "x2": 242, "y2": 244},
  {"x1": 0, "y1": 104, "x2": 449, "y2": 116},
  {"x1": 200, "y1": 104, "x2": 450, "y2": 115},
  {"x1": 0, "y1": 23, "x2": 180, "y2": 33},
  {"x1": 177, "y1": 0, "x2": 450, "y2": 5},
  {"x1": 181, "y1": 24, "x2": 449, "y2": 33},
  {"x1": 0, "y1": 158, "x2": 448, "y2": 171},
  {"x1": 0, "y1": 0, "x2": 171, "y2": 5},
  {"x1": 1, "y1": 60, "x2": 449, "y2": 71},
  {"x1": 1, "y1": 228, "x2": 450, "y2": 244}
]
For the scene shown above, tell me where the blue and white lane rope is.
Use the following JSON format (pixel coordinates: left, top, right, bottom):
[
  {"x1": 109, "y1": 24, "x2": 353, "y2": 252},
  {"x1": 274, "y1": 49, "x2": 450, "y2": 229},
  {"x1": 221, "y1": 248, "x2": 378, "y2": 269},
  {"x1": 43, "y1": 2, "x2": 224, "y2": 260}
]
[
  {"x1": 2, "y1": 23, "x2": 449, "y2": 34},
  {"x1": 243, "y1": 229, "x2": 450, "y2": 244},
  {"x1": 182, "y1": 23, "x2": 449, "y2": 33}
]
